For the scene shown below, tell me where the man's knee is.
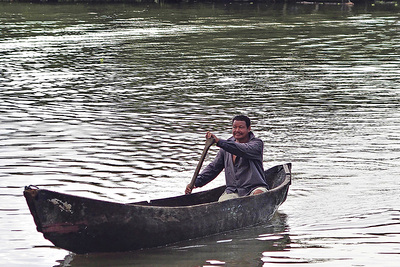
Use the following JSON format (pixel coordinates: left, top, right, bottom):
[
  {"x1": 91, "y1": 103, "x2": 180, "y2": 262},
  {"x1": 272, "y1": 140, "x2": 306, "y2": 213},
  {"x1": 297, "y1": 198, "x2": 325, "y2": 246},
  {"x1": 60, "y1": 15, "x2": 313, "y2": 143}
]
[
  {"x1": 218, "y1": 191, "x2": 240, "y2": 202},
  {"x1": 249, "y1": 187, "x2": 268, "y2": 196}
]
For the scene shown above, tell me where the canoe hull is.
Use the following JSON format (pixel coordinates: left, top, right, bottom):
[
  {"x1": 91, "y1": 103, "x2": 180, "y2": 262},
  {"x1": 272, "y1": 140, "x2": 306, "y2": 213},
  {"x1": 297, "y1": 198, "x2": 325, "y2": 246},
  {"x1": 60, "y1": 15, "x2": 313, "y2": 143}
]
[{"x1": 24, "y1": 163, "x2": 291, "y2": 254}]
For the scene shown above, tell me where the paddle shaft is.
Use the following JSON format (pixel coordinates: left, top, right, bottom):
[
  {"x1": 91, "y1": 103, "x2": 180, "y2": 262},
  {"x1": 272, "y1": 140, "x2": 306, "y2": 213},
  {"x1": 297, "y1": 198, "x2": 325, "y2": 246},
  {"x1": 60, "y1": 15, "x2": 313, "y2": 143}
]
[{"x1": 188, "y1": 137, "x2": 215, "y2": 190}]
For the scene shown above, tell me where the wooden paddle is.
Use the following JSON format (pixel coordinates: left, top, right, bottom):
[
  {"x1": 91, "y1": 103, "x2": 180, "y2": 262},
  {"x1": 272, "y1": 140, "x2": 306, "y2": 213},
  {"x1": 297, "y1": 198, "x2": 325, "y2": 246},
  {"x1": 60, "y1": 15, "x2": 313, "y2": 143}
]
[{"x1": 187, "y1": 137, "x2": 215, "y2": 193}]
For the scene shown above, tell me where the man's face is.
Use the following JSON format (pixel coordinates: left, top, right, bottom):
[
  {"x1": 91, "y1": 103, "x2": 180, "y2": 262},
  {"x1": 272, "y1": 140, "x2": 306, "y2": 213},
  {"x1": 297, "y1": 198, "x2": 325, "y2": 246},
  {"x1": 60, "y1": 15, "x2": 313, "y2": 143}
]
[{"x1": 232, "y1": 120, "x2": 251, "y2": 142}]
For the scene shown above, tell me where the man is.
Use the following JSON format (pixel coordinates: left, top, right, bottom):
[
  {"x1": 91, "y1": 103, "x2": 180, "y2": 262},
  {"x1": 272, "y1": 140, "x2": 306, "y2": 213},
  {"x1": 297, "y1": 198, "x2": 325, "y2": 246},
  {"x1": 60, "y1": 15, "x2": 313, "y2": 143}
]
[{"x1": 185, "y1": 115, "x2": 269, "y2": 201}]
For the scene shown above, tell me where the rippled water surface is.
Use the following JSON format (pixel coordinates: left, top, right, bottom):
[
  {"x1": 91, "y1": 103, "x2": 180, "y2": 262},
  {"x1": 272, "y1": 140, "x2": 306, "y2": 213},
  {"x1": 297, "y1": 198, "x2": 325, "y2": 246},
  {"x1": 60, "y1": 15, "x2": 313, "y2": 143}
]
[{"x1": 1, "y1": 2, "x2": 399, "y2": 266}]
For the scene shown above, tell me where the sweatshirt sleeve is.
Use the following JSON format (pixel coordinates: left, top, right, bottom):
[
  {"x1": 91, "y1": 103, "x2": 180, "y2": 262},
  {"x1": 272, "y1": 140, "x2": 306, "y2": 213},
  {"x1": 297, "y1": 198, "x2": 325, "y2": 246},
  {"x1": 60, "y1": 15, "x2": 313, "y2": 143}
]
[
  {"x1": 216, "y1": 138, "x2": 263, "y2": 161},
  {"x1": 194, "y1": 149, "x2": 225, "y2": 187}
]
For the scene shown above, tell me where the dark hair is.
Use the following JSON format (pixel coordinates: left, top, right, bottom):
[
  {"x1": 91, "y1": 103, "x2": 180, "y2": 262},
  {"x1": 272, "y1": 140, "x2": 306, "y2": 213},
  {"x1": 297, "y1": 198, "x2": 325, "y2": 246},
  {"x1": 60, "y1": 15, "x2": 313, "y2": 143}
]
[{"x1": 232, "y1": 115, "x2": 251, "y2": 128}]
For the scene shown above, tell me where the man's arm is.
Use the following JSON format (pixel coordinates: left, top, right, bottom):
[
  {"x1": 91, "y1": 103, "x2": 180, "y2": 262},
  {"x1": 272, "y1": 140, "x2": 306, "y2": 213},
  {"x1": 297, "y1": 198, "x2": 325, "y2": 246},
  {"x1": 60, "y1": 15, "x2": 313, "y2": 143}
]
[
  {"x1": 185, "y1": 149, "x2": 225, "y2": 194},
  {"x1": 217, "y1": 138, "x2": 263, "y2": 160},
  {"x1": 194, "y1": 149, "x2": 225, "y2": 187}
]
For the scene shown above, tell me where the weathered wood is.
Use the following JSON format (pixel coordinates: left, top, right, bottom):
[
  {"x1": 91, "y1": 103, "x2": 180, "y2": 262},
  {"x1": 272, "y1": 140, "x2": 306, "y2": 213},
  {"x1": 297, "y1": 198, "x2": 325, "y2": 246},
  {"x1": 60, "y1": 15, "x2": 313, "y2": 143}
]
[{"x1": 24, "y1": 163, "x2": 291, "y2": 254}]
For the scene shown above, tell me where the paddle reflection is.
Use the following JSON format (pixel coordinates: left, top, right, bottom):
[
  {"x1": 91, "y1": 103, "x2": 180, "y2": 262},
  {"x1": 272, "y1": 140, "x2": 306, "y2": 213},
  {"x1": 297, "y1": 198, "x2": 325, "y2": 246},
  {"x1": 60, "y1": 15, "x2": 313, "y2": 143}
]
[{"x1": 56, "y1": 212, "x2": 289, "y2": 267}]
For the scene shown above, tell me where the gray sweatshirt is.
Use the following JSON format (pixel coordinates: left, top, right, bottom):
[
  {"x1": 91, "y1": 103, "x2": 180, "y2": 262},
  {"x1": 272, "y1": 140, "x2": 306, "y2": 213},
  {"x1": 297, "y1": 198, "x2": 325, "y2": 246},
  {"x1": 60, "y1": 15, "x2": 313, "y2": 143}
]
[{"x1": 195, "y1": 132, "x2": 268, "y2": 196}]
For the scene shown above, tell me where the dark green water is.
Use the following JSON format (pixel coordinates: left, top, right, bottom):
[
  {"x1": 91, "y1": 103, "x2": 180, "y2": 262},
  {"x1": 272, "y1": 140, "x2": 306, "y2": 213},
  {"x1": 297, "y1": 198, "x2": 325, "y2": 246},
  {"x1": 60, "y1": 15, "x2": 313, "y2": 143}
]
[{"x1": 1, "y1": 2, "x2": 399, "y2": 266}]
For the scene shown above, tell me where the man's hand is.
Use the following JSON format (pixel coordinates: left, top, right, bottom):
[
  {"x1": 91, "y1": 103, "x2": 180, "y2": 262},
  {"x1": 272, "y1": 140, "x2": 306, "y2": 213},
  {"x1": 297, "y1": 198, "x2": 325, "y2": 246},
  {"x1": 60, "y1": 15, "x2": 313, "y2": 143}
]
[
  {"x1": 185, "y1": 184, "x2": 195, "y2": 195},
  {"x1": 206, "y1": 131, "x2": 219, "y2": 143}
]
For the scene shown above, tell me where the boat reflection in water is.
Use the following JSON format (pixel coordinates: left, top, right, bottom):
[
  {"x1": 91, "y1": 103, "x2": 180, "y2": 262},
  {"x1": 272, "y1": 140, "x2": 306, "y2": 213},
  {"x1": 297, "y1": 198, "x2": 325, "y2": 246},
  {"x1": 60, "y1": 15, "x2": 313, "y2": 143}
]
[{"x1": 57, "y1": 212, "x2": 290, "y2": 267}]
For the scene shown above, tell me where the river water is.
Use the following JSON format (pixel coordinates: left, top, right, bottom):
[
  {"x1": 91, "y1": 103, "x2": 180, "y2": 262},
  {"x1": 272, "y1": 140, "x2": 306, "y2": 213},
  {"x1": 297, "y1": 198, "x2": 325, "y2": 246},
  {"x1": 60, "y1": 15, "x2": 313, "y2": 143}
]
[{"x1": 1, "y1": 1, "x2": 399, "y2": 266}]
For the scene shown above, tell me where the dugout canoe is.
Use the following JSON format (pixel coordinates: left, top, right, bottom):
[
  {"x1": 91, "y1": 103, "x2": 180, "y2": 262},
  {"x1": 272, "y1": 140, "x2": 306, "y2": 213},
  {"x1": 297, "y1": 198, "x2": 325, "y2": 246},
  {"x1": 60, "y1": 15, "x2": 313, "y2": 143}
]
[{"x1": 24, "y1": 163, "x2": 291, "y2": 254}]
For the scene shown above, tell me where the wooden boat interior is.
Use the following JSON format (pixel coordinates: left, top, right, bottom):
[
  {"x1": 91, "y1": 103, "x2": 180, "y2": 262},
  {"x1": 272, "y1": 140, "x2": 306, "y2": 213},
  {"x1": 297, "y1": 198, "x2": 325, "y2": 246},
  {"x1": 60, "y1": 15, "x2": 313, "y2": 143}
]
[{"x1": 132, "y1": 164, "x2": 290, "y2": 207}]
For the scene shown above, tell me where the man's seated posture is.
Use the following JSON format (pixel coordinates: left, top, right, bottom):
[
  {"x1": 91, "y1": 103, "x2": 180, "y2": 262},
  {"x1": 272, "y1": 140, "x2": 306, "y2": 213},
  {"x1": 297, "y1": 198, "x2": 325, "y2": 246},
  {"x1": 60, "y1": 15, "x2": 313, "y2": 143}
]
[{"x1": 185, "y1": 115, "x2": 269, "y2": 201}]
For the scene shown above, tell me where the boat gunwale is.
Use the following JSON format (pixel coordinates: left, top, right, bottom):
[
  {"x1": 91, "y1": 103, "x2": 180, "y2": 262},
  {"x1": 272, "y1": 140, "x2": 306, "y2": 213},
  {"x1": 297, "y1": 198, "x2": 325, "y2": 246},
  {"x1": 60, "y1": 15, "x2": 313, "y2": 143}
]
[{"x1": 24, "y1": 163, "x2": 291, "y2": 210}]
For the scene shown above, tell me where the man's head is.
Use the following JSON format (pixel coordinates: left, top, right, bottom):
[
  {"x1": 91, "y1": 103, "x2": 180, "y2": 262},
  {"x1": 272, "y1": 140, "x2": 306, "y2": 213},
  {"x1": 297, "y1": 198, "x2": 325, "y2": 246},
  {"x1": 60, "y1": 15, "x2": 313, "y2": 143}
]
[
  {"x1": 232, "y1": 115, "x2": 251, "y2": 128},
  {"x1": 232, "y1": 115, "x2": 251, "y2": 143}
]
